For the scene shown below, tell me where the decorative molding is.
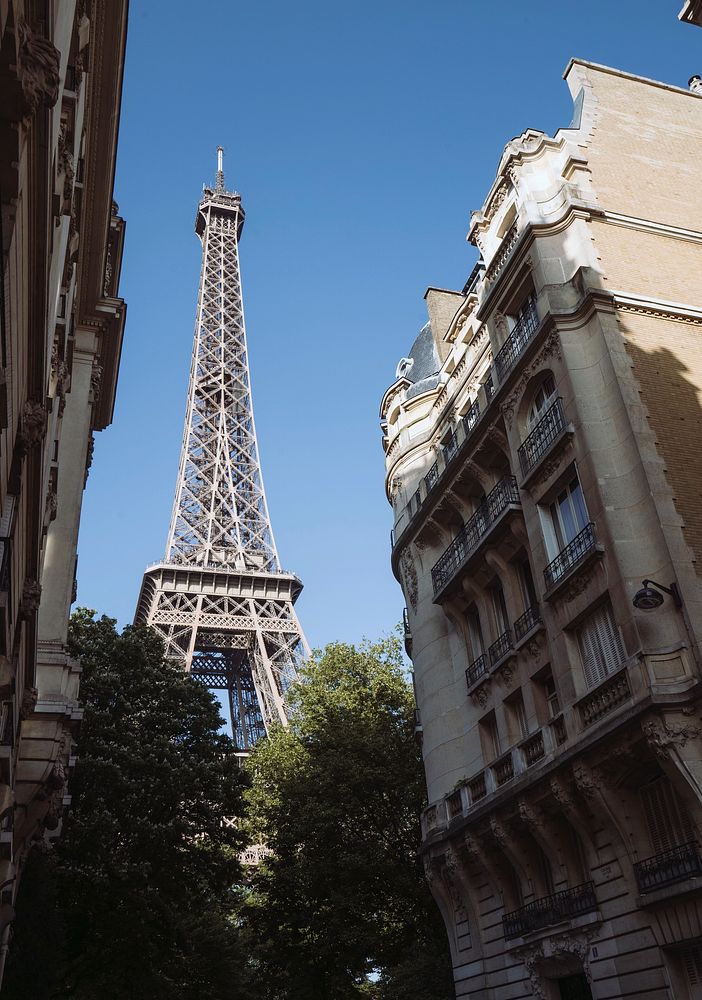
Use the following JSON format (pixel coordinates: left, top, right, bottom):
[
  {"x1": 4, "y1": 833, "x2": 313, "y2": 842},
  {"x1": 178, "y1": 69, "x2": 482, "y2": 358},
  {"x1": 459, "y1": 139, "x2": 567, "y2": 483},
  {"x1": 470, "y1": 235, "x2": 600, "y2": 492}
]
[
  {"x1": 572, "y1": 761, "x2": 601, "y2": 798},
  {"x1": 471, "y1": 682, "x2": 491, "y2": 708},
  {"x1": 20, "y1": 687, "x2": 38, "y2": 721},
  {"x1": 560, "y1": 569, "x2": 594, "y2": 604}
]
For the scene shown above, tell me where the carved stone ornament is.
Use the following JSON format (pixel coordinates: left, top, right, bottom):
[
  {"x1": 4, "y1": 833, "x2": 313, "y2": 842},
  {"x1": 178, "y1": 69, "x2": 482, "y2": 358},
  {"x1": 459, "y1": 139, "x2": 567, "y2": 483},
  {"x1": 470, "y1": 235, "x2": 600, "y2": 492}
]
[
  {"x1": 489, "y1": 815, "x2": 509, "y2": 848},
  {"x1": 523, "y1": 636, "x2": 542, "y2": 659},
  {"x1": 471, "y1": 682, "x2": 491, "y2": 708},
  {"x1": 531, "y1": 452, "x2": 565, "y2": 489},
  {"x1": 496, "y1": 661, "x2": 515, "y2": 686},
  {"x1": 571, "y1": 761, "x2": 600, "y2": 799},
  {"x1": 497, "y1": 329, "x2": 564, "y2": 430},
  {"x1": 18, "y1": 20, "x2": 61, "y2": 119},
  {"x1": 389, "y1": 476, "x2": 402, "y2": 502},
  {"x1": 642, "y1": 715, "x2": 702, "y2": 758},
  {"x1": 19, "y1": 577, "x2": 42, "y2": 619},
  {"x1": 20, "y1": 686, "x2": 38, "y2": 721},
  {"x1": 84, "y1": 433, "x2": 95, "y2": 486},
  {"x1": 399, "y1": 548, "x2": 418, "y2": 613},
  {"x1": 45, "y1": 488, "x2": 58, "y2": 522},
  {"x1": 549, "y1": 775, "x2": 575, "y2": 811},
  {"x1": 561, "y1": 570, "x2": 593, "y2": 604},
  {"x1": 516, "y1": 797, "x2": 543, "y2": 830},
  {"x1": 90, "y1": 363, "x2": 103, "y2": 401},
  {"x1": 19, "y1": 400, "x2": 47, "y2": 453}
]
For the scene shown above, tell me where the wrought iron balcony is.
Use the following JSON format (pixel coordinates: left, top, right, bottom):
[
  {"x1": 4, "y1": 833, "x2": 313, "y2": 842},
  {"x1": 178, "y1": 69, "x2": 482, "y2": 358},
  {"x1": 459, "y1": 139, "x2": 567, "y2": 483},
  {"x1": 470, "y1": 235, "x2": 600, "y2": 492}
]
[
  {"x1": 579, "y1": 666, "x2": 631, "y2": 727},
  {"x1": 403, "y1": 607, "x2": 412, "y2": 656},
  {"x1": 634, "y1": 841, "x2": 702, "y2": 894},
  {"x1": 425, "y1": 460, "x2": 440, "y2": 492},
  {"x1": 484, "y1": 374, "x2": 495, "y2": 401},
  {"x1": 518, "y1": 397, "x2": 566, "y2": 478},
  {"x1": 503, "y1": 882, "x2": 597, "y2": 940},
  {"x1": 489, "y1": 628, "x2": 514, "y2": 666},
  {"x1": 543, "y1": 522, "x2": 597, "y2": 591},
  {"x1": 466, "y1": 653, "x2": 489, "y2": 689},
  {"x1": 432, "y1": 477, "x2": 521, "y2": 596},
  {"x1": 493, "y1": 298, "x2": 540, "y2": 382},
  {"x1": 442, "y1": 431, "x2": 459, "y2": 465},
  {"x1": 514, "y1": 604, "x2": 542, "y2": 641},
  {"x1": 462, "y1": 399, "x2": 481, "y2": 436}
]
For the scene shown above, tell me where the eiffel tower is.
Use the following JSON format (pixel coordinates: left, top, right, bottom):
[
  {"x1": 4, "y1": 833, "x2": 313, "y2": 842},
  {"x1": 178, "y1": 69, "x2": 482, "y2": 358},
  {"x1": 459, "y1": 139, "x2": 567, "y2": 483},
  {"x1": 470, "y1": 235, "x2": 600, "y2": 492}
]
[{"x1": 135, "y1": 148, "x2": 308, "y2": 752}]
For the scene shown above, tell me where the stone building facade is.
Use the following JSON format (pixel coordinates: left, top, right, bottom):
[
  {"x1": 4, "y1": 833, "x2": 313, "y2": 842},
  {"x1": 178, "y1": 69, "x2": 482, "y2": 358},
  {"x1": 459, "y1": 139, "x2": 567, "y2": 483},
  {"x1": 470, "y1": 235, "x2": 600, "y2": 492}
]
[
  {"x1": 381, "y1": 62, "x2": 702, "y2": 999},
  {"x1": 0, "y1": 0, "x2": 128, "y2": 972}
]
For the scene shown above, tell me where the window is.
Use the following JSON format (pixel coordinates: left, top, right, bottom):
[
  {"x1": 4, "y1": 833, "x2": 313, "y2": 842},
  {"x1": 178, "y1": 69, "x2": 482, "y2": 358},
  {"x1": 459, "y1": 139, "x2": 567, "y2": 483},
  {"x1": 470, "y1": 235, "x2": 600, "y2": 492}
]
[
  {"x1": 491, "y1": 580, "x2": 509, "y2": 635},
  {"x1": 464, "y1": 605, "x2": 484, "y2": 661},
  {"x1": 640, "y1": 776, "x2": 695, "y2": 855},
  {"x1": 527, "y1": 374, "x2": 556, "y2": 428},
  {"x1": 543, "y1": 671, "x2": 560, "y2": 719},
  {"x1": 537, "y1": 843, "x2": 555, "y2": 896},
  {"x1": 576, "y1": 601, "x2": 626, "y2": 688},
  {"x1": 518, "y1": 557, "x2": 538, "y2": 611},
  {"x1": 549, "y1": 474, "x2": 589, "y2": 551},
  {"x1": 507, "y1": 691, "x2": 529, "y2": 741},
  {"x1": 480, "y1": 712, "x2": 501, "y2": 761}
]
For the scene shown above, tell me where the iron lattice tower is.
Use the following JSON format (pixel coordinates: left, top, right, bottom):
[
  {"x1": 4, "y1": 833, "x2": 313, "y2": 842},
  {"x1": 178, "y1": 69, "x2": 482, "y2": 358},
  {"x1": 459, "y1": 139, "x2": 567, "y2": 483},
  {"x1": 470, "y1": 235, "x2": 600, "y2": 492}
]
[{"x1": 135, "y1": 148, "x2": 308, "y2": 751}]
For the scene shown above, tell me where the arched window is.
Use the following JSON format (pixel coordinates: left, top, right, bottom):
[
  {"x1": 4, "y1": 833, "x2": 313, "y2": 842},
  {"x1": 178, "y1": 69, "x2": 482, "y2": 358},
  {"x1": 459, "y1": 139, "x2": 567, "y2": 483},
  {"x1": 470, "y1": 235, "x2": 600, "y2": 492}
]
[{"x1": 527, "y1": 373, "x2": 556, "y2": 428}]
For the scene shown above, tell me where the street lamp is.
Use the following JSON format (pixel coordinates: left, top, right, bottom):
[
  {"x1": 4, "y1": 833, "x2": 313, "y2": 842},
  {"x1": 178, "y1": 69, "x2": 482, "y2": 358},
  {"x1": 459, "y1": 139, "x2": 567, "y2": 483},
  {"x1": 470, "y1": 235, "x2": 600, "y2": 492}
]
[{"x1": 632, "y1": 579, "x2": 683, "y2": 611}]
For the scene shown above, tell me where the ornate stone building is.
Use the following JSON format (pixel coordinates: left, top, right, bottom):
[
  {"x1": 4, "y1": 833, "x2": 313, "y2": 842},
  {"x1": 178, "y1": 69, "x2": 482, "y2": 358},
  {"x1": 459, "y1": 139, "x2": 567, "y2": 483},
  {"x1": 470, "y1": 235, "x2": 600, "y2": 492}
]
[
  {"x1": 381, "y1": 62, "x2": 702, "y2": 999},
  {"x1": 0, "y1": 0, "x2": 128, "y2": 972}
]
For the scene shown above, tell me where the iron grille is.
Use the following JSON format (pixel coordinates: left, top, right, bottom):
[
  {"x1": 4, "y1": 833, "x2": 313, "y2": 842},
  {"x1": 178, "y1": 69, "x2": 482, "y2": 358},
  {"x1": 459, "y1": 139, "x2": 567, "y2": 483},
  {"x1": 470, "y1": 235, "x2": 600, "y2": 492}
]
[
  {"x1": 521, "y1": 729, "x2": 545, "y2": 767},
  {"x1": 503, "y1": 882, "x2": 597, "y2": 940},
  {"x1": 442, "y1": 432, "x2": 459, "y2": 465},
  {"x1": 462, "y1": 400, "x2": 481, "y2": 436},
  {"x1": 518, "y1": 397, "x2": 566, "y2": 477},
  {"x1": 493, "y1": 298, "x2": 540, "y2": 382},
  {"x1": 634, "y1": 841, "x2": 702, "y2": 893},
  {"x1": 466, "y1": 653, "x2": 489, "y2": 688},
  {"x1": 489, "y1": 628, "x2": 513, "y2": 666},
  {"x1": 543, "y1": 523, "x2": 596, "y2": 590},
  {"x1": 431, "y1": 477, "x2": 520, "y2": 595},
  {"x1": 425, "y1": 461, "x2": 440, "y2": 491},
  {"x1": 514, "y1": 604, "x2": 541, "y2": 641}
]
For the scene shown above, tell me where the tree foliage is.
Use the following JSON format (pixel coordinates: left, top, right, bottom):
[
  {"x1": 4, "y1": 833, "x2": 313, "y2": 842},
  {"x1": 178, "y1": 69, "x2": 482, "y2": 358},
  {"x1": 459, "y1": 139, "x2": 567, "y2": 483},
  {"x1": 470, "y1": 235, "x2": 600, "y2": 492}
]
[
  {"x1": 243, "y1": 636, "x2": 453, "y2": 1000},
  {"x1": 5, "y1": 609, "x2": 249, "y2": 1000}
]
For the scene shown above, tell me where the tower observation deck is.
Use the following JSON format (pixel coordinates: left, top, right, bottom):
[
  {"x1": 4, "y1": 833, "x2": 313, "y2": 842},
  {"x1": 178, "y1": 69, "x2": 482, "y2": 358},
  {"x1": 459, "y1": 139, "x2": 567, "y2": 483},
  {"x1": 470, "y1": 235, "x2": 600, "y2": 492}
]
[{"x1": 135, "y1": 148, "x2": 308, "y2": 751}]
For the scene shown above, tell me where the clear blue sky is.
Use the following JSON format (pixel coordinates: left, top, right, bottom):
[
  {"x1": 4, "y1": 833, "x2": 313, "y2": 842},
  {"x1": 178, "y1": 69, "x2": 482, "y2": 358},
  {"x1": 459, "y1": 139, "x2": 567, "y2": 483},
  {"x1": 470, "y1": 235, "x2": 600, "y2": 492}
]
[{"x1": 76, "y1": 0, "x2": 701, "y2": 650}]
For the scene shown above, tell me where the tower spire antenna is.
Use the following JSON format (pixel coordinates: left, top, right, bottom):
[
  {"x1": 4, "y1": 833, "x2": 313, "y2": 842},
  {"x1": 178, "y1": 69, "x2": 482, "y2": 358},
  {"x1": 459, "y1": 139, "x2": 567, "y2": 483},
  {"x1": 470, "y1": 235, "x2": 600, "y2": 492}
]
[
  {"x1": 135, "y1": 152, "x2": 309, "y2": 753},
  {"x1": 215, "y1": 145, "x2": 225, "y2": 192}
]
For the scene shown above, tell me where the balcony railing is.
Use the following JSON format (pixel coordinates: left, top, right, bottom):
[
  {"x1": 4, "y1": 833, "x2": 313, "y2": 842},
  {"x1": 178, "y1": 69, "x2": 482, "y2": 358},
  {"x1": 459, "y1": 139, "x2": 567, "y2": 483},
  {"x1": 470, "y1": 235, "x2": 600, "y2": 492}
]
[
  {"x1": 432, "y1": 477, "x2": 520, "y2": 596},
  {"x1": 521, "y1": 729, "x2": 545, "y2": 767},
  {"x1": 446, "y1": 790, "x2": 463, "y2": 820},
  {"x1": 514, "y1": 604, "x2": 541, "y2": 642},
  {"x1": 543, "y1": 522, "x2": 596, "y2": 591},
  {"x1": 489, "y1": 628, "x2": 514, "y2": 666},
  {"x1": 579, "y1": 667, "x2": 631, "y2": 727},
  {"x1": 462, "y1": 399, "x2": 481, "y2": 436},
  {"x1": 484, "y1": 221, "x2": 519, "y2": 283},
  {"x1": 493, "y1": 299, "x2": 540, "y2": 382},
  {"x1": 467, "y1": 772, "x2": 486, "y2": 803},
  {"x1": 550, "y1": 714, "x2": 567, "y2": 747},
  {"x1": 518, "y1": 397, "x2": 566, "y2": 477},
  {"x1": 493, "y1": 751, "x2": 514, "y2": 786},
  {"x1": 503, "y1": 882, "x2": 597, "y2": 940},
  {"x1": 425, "y1": 460, "x2": 440, "y2": 492},
  {"x1": 403, "y1": 607, "x2": 412, "y2": 656},
  {"x1": 442, "y1": 432, "x2": 459, "y2": 465},
  {"x1": 634, "y1": 841, "x2": 702, "y2": 894},
  {"x1": 484, "y1": 374, "x2": 495, "y2": 400},
  {"x1": 466, "y1": 653, "x2": 489, "y2": 689}
]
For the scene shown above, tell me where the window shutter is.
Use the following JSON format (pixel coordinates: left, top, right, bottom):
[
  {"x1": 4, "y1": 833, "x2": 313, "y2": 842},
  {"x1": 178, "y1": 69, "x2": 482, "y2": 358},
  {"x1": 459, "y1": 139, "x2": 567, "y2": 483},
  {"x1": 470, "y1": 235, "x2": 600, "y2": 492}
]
[
  {"x1": 683, "y1": 944, "x2": 702, "y2": 997},
  {"x1": 640, "y1": 777, "x2": 695, "y2": 855},
  {"x1": 577, "y1": 602, "x2": 626, "y2": 688}
]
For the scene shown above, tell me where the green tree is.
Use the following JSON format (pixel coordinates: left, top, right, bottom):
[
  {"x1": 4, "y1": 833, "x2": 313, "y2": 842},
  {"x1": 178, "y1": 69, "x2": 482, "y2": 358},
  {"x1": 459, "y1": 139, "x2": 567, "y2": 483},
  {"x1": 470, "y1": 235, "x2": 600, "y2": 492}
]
[
  {"x1": 243, "y1": 636, "x2": 453, "y2": 1000},
  {"x1": 5, "y1": 609, "x2": 249, "y2": 1000}
]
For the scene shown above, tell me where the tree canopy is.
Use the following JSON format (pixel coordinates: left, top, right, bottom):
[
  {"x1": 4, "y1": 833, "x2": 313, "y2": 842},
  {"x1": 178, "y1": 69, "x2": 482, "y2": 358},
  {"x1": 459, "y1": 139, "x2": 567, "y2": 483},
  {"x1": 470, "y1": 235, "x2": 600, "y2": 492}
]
[
  {"x1": 5, "y1": 609, "x2": 249, "y2": 1000},
  {"x1": 243, "y1": 635, "x2": 454, "y2": 1000}
]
